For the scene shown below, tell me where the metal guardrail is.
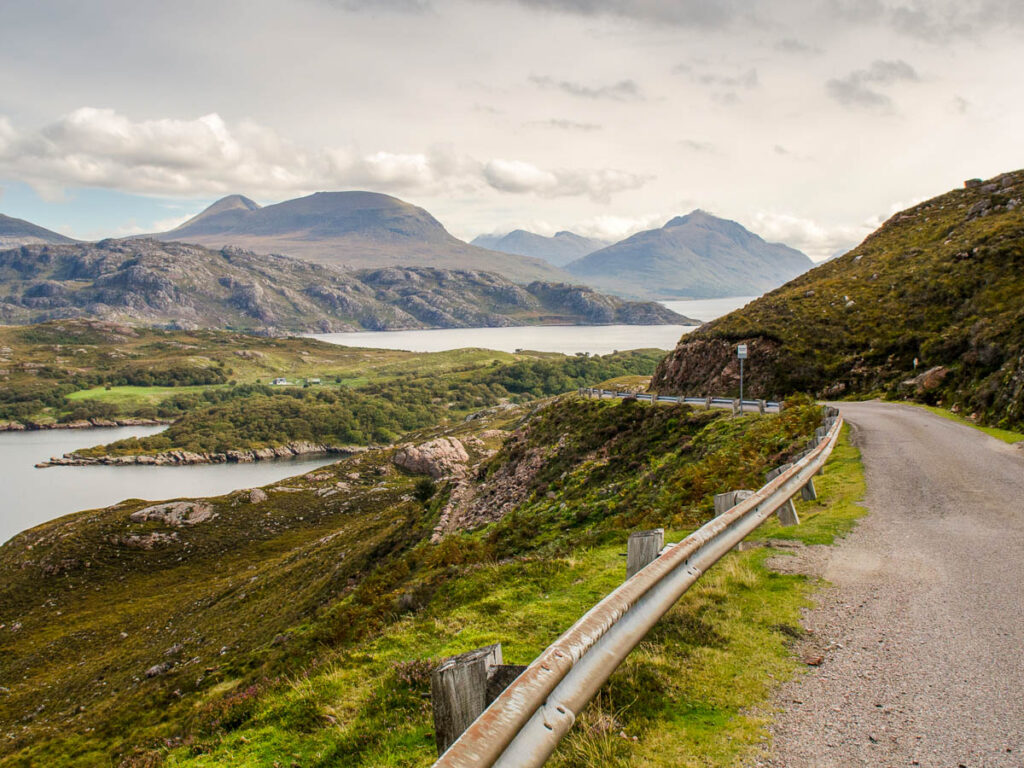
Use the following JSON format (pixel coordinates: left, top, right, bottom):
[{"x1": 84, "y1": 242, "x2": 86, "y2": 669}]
[
  {"x1": 578, "y1": 388, "x2": 781, "y2": 411},
  {"x1": 433, "y1": 409, "x2": 843, "y2": 768}
]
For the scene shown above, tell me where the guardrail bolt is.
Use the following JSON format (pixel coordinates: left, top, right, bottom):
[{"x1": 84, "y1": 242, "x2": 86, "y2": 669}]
[
  {"x1": 765, "y1": 464, "x2": 800, "y2": 526},
  {"x1": 626, "y1": 528, "x2": 665, "y2": 579},
  {"x1": 430, "y1": 643, "x2": 527, "y2": 756}
]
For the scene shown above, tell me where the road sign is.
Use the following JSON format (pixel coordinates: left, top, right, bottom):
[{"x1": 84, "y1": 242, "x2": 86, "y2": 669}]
[{"x1": 737, "y1": 344, "x2": 747, "y2": 359}]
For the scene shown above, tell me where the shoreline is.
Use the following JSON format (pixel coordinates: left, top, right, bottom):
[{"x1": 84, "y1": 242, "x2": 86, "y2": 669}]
[
  {"x1": 35, "y1": 441, "x2": 372, "y2": 468},
  {"x1": 0, "y1": 417, "x2": 171, "y2": 432}
]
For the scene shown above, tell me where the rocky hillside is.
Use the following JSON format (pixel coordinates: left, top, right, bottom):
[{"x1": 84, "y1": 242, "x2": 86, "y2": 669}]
[
  {"x1": 566, "y1": 210, "x2": 812, "y2": 300},
  {"x1": 151, "y1": 191, "x2": 569, "y2": 283},
  {"x1": 652, "y1": 170, "x2": 1024, "y2": 428},
  {"x1": 0, "y1": 239, "x2": 690, "y2": 333},
  {"x1": 471, "y1": 229, "x2": 608, "y2": 267},
  {"x1": 0, "y1": 213, "x2": 77, "y2": 249}
]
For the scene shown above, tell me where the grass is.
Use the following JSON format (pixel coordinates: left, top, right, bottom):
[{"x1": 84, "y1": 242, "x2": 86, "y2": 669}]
[
  {"x1": 897, "y1": 401, "x2": 1024, "y2": 444},
  {"x1": 65, "y1": 384, "x2": 230, "y2": 405},
  {"x1": 159, "y1": 423, "x2": 866, "y2": 768}
]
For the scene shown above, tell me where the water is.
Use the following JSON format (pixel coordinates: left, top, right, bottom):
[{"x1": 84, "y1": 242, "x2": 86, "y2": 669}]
[
  {"x1": 0, "y1": 426, "x2": 338, "y2": 545},
  {"x1": 2, "y1": 295, "x2": 757, "y2": 544},
  {"x1": 307, "y1": 297, "x2": 754, "y2": 355},
  {"x1": 661, "y1": 296, "x2": 757, "y2": 323}
]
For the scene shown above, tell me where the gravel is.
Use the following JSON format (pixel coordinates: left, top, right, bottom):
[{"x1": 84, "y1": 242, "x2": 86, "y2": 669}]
[{"x1": 761, "y1": 401, "x2": 1024, "y2": 767}]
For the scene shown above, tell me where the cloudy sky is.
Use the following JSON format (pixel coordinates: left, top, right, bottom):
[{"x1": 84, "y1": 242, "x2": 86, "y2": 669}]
[{"x1": 1, "y1": 0, "x2": 1022, "y2": 259}]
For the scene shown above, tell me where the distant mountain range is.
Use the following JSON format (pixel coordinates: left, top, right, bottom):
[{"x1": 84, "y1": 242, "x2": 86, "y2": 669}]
[
  {"x1": 0, "y1": 238, "x2": 692, "y2": 333},
  {"x1": 0, "y1": 214, "x2": 77, "y2": 249},
  {"x1": 471, "y1": 229, "x2": 609, "y2": 267},
  {"x1": 565, "y1": 210, "x2": 813, "y2": 300},
  {"x1": 148, "y1": 191, "x2": 569, "y2": 284}
]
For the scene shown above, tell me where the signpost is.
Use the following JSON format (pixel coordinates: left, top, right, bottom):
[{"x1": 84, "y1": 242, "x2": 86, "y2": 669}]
[{"x1": 737, "y1": 344, "x2": 747, "y2": 414}]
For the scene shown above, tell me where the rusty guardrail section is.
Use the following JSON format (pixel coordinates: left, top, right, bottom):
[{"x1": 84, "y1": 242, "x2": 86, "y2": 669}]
[{"x1": 433, "y1": 411, "x2": 843, "y2": 768}]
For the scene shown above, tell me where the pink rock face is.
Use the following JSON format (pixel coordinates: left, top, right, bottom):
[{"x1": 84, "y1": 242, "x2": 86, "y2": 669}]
[{"x1": 393, "y1": 437, "x2": 469, "y2": 479}]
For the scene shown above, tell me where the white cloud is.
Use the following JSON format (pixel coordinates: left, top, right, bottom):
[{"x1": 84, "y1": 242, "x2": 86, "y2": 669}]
[
  {"x1": 570, "y1": 212, "x2": 666, "y2": 241},
  {"x1": 0, "y1": 108, "x2": 648, "y2": 205},
  {"x1": 746, "y1": 211, "x2": 874, "y2": 261},
  {"x1": 482, "y1": 159, "x2": 650, "y2": 202}
]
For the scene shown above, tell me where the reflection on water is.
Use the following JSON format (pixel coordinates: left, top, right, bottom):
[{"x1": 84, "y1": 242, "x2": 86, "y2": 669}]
[{"x1": 0, "y1": 426, "x2": 337, "y2": 545}]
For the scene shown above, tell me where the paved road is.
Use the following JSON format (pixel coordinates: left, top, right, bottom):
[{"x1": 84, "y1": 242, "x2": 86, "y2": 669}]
[{"x1": 766, "y1": 401, "x2": 1024, "y2": 767}]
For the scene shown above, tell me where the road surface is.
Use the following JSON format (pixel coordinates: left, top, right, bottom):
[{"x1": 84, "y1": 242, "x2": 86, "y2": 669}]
[{"x1": 765, "y1": 401, "x2": 1024, "y2": 767}]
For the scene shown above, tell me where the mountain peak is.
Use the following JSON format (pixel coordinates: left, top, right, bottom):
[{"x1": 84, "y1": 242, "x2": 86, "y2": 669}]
[
  {"x1": 173, "y1": 195, "x2": 261, "y2": 232},
  {"x1": 665, "y1": 209, "x2": 717, "y2": 229}
]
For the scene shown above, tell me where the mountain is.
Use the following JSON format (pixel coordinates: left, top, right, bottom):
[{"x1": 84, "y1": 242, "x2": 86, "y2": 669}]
[
  {"x1": 471, "y1": 229, "x2": 609, "y2": 267},
  {"x1": 151, "y1": 191, "x2": 570, "y2": 283},
  {"x1": 651, "y1": 170, "x2": 1024, "y2": 428},
  {"x1": 0, "y1": 213, "x2": 78, "y2": 249},
  {"x1": 564, "y1": 210, "x2": 813, "y2": 300},
  {"x1": 0, "y1": 238, "x2": 691, "y2": 333}
]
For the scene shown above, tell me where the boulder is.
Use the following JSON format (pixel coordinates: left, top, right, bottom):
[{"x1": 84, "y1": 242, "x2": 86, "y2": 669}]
[
  {"x1": 393, "y1": 437, "x2": 469, "y2": 479},
  {"x1": 901, "y1": 365, "x2": 950, "y2": 393},
  {"x1": 247, "y1": 488, "x2": 268, "y2": 504},
  {"x1": 129, "y1": 501, "x2": 216, "y2": 526}
]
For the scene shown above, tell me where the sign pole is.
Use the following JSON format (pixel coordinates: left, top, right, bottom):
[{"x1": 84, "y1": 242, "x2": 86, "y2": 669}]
[{"x1": 737, "y1": 344, "x2": 748, "y2": 414}]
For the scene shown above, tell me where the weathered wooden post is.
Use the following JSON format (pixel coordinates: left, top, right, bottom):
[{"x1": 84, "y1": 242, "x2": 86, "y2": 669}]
[
  {"x1": 714, "y1": 489, "x2": 753, "y2": 516},
  {"x1": 705, "y1": 396, "x2": 713, "y2": 409},
  {"x1": 789, "y1": 450, "x2": 818, "y2": 500},
  {"x1": 651, "y1": 392, "x2": 659, "y2": 405},
  {"x1": 430, "y1": 644, "x2": 526, "y2": 756},
  {"x1": 765, "y1": 464, "x2": 799, "y2": 526},
  {"x1": 758, "y1": 399, "x2": 766, "y2": 415},
  {"x1": 626, "y1": 528, "x2": 664, "y2": 579},
  {"x1": 732, "y1": 398, "x2": 741, "y2": 416}
]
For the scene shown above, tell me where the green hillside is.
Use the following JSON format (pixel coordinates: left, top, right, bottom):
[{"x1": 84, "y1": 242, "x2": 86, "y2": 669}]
[{"x1": 652, "y1": 170, "x2": 1024, "y2": 429}]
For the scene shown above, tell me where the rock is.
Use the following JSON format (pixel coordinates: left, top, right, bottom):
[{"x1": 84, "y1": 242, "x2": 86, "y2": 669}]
[
  {"x1": 145, "y1": 661, "x2": 173, "y2": 678},
  {"x1": 247, "y1": 488, "x2": 268, "y2": 504},
  {"x1": 119, "y1": 532, "x2": 179, "y2": 549},
  {"x1": 393, "y1": 437, "x2": 469, "y2": 479},
  {"x1": 901, "y1": 365, "x2": 950, "y2": 393},
  {"x1": 129, "y1": 501, "x2": 216, "y2": 526}
]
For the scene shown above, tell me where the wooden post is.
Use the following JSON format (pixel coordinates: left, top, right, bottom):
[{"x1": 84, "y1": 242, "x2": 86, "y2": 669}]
[
  {"x1": 705, "y1": 396, "x2": 712, "y2": 409},
  {"x1": 430, "y1": 644, "x2": 526, "y2": 756},
  {"x1": 626, "y1": 528, "x2": 664, "y2": 579},
  {"x1": 714, "y1": 489, "x2": 753, "y2": 516},
  {"x1": 765, "y1": 464, "x2": 799, "y2": 526},
  {"x1": 651, "y1": 392, "x2": 659, "y2": 404},
  {"x1": 758, "y1": 399, "x2": 766, "y2": 415}
]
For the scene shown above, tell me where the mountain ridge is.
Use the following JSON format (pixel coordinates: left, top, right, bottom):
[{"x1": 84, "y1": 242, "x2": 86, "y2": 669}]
[
  {"x1": 0, "y1": 238, "x2": 692, "y2": 333},
  {"x1": 471, "y1": 228, "x2": 609, "y2": 267},
  {"x1": 149, "y1": 191, "x2": 570, "y2": 284},
  {"x1": 0, "y1": 213, "x2": 78, "y2": 249},
  {"x1": 565, "y1": 210, "x2": 812, "y2": 300}
]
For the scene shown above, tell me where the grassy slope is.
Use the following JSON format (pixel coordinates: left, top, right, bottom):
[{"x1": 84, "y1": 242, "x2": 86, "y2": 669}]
[
  {"x1": 163, "y1": 426, "x2": 866, "y2": 768},
  {"x1": 0, "y1": 398, "x2": 842, "y2": 767},
  {"x1": 652, "y1": 169, "x2": 1024, "y2": 429}
]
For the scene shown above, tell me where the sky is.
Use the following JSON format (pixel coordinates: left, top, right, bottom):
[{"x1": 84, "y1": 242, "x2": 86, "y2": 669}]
[{"x1": 1, "y1": 0, "x2": 1022, "y2": 260}]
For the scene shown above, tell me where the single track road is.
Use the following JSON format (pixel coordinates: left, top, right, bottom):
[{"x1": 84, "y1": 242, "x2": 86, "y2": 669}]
[{"x1": 765, "y1": 401, "x2": 1024, "y2": 767}]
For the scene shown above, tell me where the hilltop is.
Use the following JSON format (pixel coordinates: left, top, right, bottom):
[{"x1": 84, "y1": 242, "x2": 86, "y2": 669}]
[
  {"x1": 0, "y1": 238, "x2": 689, "y2": 333},
  {"x1": 565, "y1": 210, "x2": 812, "y2": 300},
  {"x1": 151, "y1": 191, "x2": 569, "y2": 283},
  {"x1": 0, "y1": 213, "x2": 77, "y2": 249},
  {"x1": 652, "y1": 170, "x2": 1024, "y2": 429},
  {"x1": 471, "y1": 229, "x2": 609, "y2": 267}
]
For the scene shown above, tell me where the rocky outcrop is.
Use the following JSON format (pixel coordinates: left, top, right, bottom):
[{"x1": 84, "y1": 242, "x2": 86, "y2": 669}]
[
  {"x1": 392, "y1": 437, "x2": 469, "y2": 479},
  {"x1": 0, "y1": 238, "x2": 690, "y2": 332},
  {"x1": 900, "y1": 366, "x2": 950, "y2": 394},
  {"x1": 129, "y1": 501, "x2": 215, "y2": 526},
  {"x1": 651, "y1": 336, "x2": 783, "y2": 399},
  {"x1": 36, "y1": 442, "x2": 368, "y2": 467}
]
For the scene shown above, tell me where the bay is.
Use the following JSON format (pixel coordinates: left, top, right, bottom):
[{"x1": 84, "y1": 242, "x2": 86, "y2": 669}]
[
  {"x1": 307, "y1": 296, "x2": 755, "y2": 355},
  {"x1": 0, "y1": 426, "x2": 337, "y2": 545}
]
